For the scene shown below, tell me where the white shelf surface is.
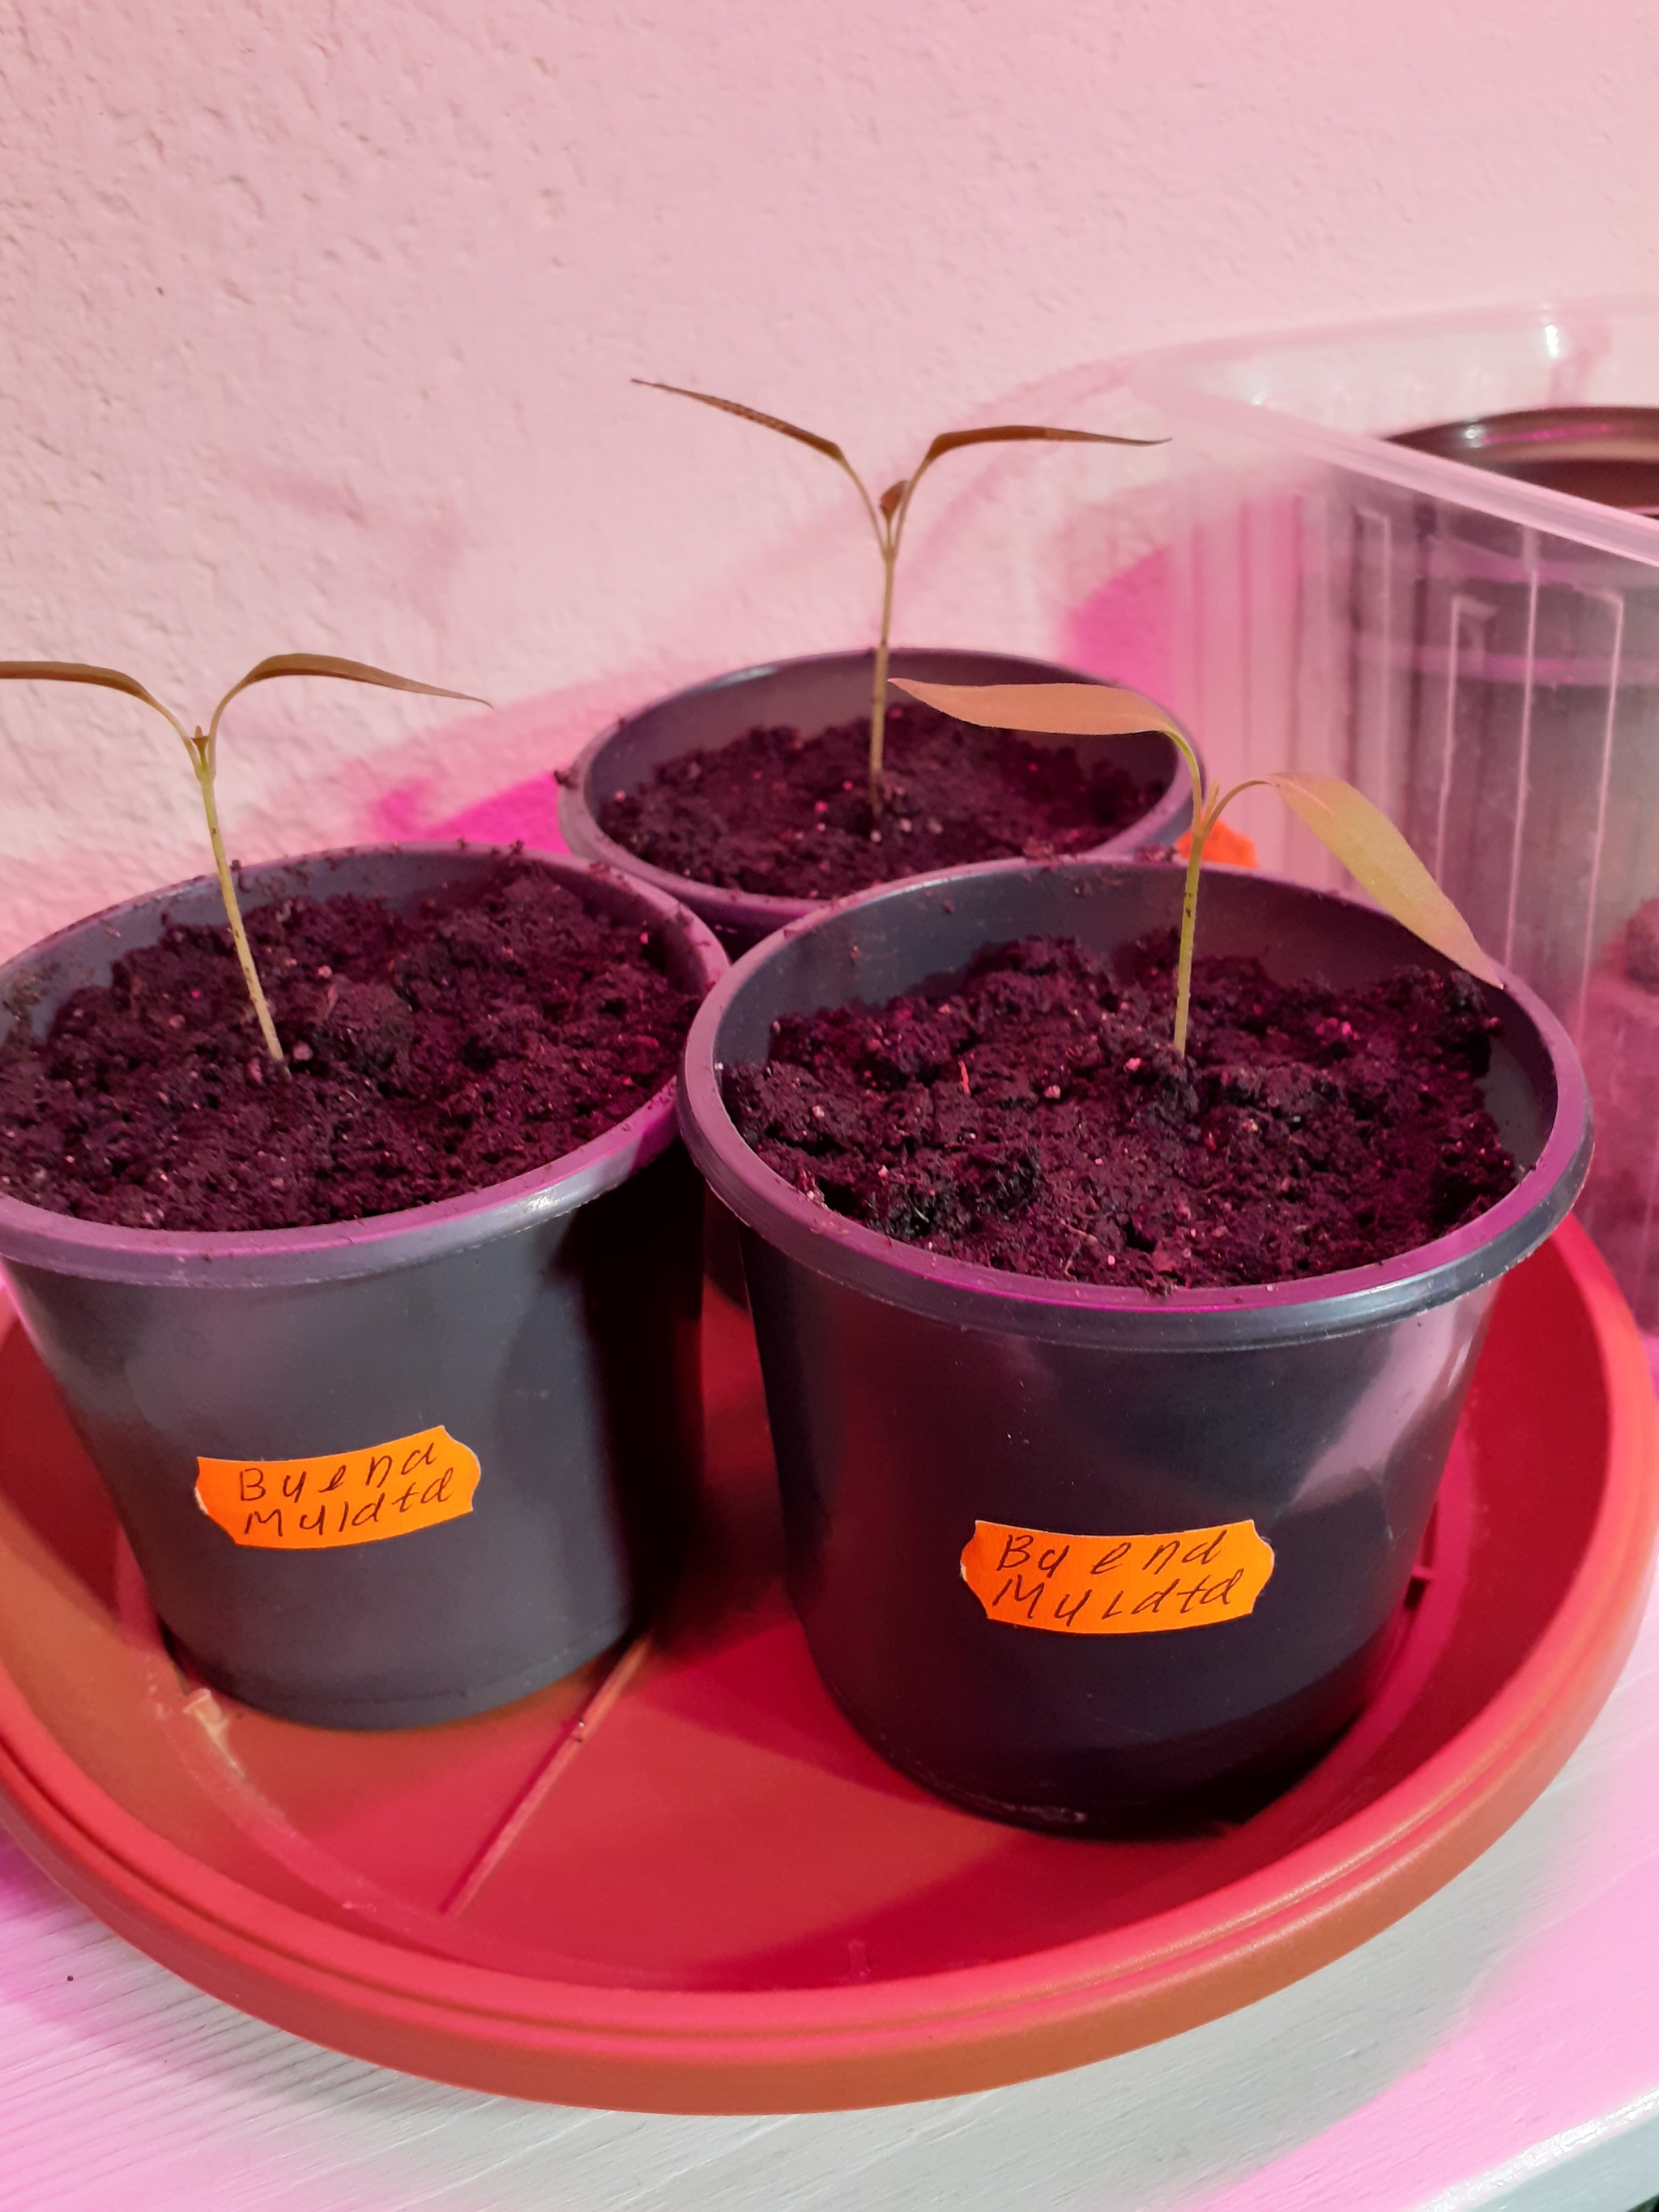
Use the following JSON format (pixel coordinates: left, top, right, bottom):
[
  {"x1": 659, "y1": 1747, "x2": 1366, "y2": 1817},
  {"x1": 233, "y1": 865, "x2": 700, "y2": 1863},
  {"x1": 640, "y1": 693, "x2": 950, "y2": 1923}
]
[{"x1": 6, "y1": 1447, "x2": 1659, "y2": 2210}]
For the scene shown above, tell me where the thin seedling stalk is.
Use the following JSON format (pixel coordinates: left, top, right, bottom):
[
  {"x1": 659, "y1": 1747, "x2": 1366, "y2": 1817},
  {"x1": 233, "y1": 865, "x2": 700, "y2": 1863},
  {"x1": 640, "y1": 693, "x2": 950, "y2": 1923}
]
[
  {"x1": 1158, "y1": 727, "x2": 1218, "y2": 1059},
  {"x1": 869, "y1": 533, "x2": 899, "y2": 813},
  {"x1": 1170, "y1": 774, "x2": 1266, "y2": 1056},
  {"x1": 186, "y1": 729, "x2": 285, "y2": 1063},
  {"x1": 867, "y1": 474, "x2": 919, "y2": 814},
  {"x1": 1174, "y1": 803, "x2": 1208, "y2": 1060}
]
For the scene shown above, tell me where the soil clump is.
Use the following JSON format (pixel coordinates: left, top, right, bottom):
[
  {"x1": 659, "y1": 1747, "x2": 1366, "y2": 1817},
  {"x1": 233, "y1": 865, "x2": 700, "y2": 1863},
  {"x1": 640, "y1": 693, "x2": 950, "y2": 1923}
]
[
  {"x1": 598, "y1": 701, "x2": 1165, "y2": 899},
  {"x1": 0, "y1": 859, "x2": 697, "y2": 1234},
  {"x1": 726, "y1": 930, "x2": 1516, "y2": 1292}
]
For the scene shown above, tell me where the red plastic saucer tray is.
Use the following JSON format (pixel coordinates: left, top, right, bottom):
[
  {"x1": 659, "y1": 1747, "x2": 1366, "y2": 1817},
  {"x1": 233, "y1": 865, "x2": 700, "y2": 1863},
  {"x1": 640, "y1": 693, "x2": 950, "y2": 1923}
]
[{"x1": 0, "y1": 1218, "x2": 1652, "y2": 2114}]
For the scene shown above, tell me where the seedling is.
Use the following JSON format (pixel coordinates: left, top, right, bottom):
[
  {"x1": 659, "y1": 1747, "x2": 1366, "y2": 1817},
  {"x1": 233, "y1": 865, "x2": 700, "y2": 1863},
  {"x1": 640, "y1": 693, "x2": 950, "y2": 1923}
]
[
  {"x1": 893, "y1": 677, "x2": 1501, "y2": 1055},
  {"x1": 0, "y1": 654, "x2": 485, "y2": 1065},
  {"x1": 635, "y1": 380, "x2": 1162, "y2": 819}
]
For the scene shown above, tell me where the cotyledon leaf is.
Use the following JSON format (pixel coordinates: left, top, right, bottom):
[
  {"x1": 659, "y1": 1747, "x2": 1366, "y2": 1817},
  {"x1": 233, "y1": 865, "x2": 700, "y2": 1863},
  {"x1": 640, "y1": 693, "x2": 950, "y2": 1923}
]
[
  {"x1": 209, "y1": 654, "x2": 488, "y2": 737},
  {"x1": 633, "y1": 391, "x2": 1165, "y2": 479},
  {"x1": 1266, "y1": 773, "x2": 1502, "y2": 987},
  {"x1": 0, "y1": 660, "x2": 186, "y2": 735},
  {"x1": 891, "y1": 676, "x2": 1183, "y2": 739},
  {"x1": 632, "y1": 381, "x2": 854, "y2": 467},
  {"x1": 893, "y1": 680, "x2": 1503, "y2": 991},
  {"x1": 915, "y1": 424, "x2": 1166, "y2": 467}
]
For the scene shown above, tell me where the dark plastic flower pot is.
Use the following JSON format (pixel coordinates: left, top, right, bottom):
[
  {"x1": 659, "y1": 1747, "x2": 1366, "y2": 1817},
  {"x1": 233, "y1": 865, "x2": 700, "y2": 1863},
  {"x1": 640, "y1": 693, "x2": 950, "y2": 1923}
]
[
  {"x1": 678, "y1": 859, "x2": 1592, "y2": 1826},
  {"x1": 559, "y1": 648, "x2": 1193, "y2": 955},
  {"x1": 0, "y1": 846, "x2": 727, "y2": 1731}
]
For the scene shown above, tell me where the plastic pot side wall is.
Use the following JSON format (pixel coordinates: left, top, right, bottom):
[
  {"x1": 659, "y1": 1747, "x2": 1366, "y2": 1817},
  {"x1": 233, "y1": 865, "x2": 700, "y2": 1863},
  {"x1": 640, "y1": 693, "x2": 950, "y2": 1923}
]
[
  {"x1": 679, "y1": 859, "x2": 1592, "y2": 1822},
  {"x1": 0, "y1": 846, "x2": 728, "y2": 1729},
  {"x1": 560, "y1": 648, "x2": 1194, "y2": 953}
]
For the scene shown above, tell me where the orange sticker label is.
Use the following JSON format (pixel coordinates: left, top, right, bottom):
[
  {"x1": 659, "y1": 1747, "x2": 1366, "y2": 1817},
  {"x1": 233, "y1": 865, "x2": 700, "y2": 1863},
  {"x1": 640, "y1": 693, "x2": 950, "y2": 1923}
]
[
  {"x1": 194, "y1": 1426, "x2": 480, "y2": 1550},
  {"x1": 960, "y1": 1517, "x2": 1274, "y2": 1635}
]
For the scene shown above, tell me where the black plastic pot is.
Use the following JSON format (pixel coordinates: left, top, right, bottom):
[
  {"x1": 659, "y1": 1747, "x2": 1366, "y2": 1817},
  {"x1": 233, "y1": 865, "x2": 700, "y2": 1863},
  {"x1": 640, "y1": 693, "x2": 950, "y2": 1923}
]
[
  {"x1": 0, "y1": 846, "x2": 727, "y2": 1730},
  {"x1": 678, "y1": 859, "x2": 1592, "y2": 1826},
  {"x1": 559, "y1": 648, "x2": 1193, "y2": 954}
]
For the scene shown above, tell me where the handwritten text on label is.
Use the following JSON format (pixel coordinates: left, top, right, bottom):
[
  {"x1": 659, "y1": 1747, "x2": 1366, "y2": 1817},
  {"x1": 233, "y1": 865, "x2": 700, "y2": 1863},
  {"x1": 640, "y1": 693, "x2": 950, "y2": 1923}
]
[
  {"x1": 194, "y1": 1426, "x2": 481, "y2": 1550},
  {"x1": 960, "y1": 1516, "x2": 1274, "y2": 1634}
]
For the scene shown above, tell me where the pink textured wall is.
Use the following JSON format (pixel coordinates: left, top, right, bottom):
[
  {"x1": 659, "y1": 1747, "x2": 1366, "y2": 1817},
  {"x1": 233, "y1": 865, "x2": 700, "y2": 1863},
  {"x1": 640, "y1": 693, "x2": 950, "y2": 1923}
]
[{"x1": 2, "y1": 0, "x2": 1658, "y2": 952}]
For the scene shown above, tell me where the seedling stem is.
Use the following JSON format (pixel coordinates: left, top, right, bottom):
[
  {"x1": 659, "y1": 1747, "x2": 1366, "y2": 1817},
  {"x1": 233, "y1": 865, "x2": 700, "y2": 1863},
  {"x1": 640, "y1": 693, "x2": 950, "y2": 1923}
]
[
  {"x1": 1165, "y1": 736, "x2": 1273, "y2": 1057},
  {"x1": 186, "y1": 724, "x2": 285, "y2": 1062}
]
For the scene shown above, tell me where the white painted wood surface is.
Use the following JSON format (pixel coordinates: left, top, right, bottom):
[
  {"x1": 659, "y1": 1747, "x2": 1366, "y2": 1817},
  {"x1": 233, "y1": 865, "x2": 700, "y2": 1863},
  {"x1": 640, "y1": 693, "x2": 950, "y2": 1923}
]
[{"x1": 6, "y1": 1507, "x2": 1659, "y2": 2212}]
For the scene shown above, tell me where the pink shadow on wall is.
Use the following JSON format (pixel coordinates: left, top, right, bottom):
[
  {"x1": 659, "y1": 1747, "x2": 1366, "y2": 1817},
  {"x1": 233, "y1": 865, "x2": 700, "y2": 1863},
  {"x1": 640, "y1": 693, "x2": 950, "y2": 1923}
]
[
  {"x1": 352, "y1": 671, "x2": 706, "y2": 855},
  {"x1": 1060, "y1": 544, "x2": 1174, "y2": 702},
  {"x1": 433, "y1": 774, "x2": 570, "y2": 853}
]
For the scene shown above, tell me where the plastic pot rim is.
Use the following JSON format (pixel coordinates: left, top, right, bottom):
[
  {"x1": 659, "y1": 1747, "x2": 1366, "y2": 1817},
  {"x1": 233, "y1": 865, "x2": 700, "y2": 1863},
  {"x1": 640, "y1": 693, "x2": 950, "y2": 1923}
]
[
  {"x1": 0, "y1": 843, "x2": 729, "y2": 1289},
  {"x1": 677, "y1": 856, "x2": 1593, "y2": 1351},
  {"x1": 557, "y1": 646, "x2": 1196, "y2": 939}
]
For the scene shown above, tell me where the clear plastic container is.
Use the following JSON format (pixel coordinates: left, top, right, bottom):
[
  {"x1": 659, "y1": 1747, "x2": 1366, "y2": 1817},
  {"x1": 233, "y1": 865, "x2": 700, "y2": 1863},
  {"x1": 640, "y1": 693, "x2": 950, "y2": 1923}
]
[{"x1": 1132, "y1": 300, "x2": 1659, "y2": 1323}]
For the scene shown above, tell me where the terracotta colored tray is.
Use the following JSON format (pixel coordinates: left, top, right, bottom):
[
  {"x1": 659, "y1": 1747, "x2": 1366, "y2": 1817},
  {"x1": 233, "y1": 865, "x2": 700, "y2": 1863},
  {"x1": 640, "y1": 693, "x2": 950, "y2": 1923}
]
[{"x1": 0, "y1": 1218, "x2": 1652, "y2": 2115}]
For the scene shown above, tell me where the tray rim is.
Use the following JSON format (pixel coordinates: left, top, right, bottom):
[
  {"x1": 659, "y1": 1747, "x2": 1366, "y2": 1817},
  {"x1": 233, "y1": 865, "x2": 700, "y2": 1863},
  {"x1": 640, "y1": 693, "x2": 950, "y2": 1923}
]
[{"x1": 0, "y1": 1217, "x2": 1653, "y2": 2112}]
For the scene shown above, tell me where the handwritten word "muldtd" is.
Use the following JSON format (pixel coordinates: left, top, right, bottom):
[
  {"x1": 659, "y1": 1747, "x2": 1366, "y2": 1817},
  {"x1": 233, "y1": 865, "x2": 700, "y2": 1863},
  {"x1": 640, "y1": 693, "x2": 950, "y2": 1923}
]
[
  {"x1": 960, "y1": 1516, "x2": 1274, "y2": 1635},
  {"x1": 194, "y1": 1426, "x2": 481, "y2": 1550}
]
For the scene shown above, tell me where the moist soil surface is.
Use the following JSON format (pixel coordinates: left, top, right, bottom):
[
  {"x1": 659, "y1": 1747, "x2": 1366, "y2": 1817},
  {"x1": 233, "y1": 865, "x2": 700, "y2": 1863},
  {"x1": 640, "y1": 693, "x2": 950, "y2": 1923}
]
[
  {"x1": 597, "y1": 701, "x2": 1166, "y2": 900},
  {"x1": 727, "y1": 931, "x2": 1516, "y2": 1292},
  {"x1": 0, "y1": 859, "x2": 697, "y2": 1234}
]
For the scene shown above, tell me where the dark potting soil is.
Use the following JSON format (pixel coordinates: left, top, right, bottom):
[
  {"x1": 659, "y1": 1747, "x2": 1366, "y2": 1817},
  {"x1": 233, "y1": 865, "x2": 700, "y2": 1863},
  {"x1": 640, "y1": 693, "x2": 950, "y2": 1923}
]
[
  {"x1": 726, "y1": 931, "x2": 1517, "y2": 1292},
  {"x1": 0, "y1": 859, "x2": 698, "y2": 1234},
  {"x1": 596, "y1": 701, "x2": 1166, "y2": 899}
]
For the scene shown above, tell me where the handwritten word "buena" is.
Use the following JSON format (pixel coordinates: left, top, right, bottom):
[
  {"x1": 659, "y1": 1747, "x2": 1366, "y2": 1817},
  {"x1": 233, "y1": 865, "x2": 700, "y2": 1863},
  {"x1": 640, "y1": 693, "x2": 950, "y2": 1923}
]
[
  {"x1": 959, "y1": 1516, "x2": 1274, "y2": 1636},
  {"x1": 194, "y1": 1426, "x2": 481, "y2": 1550}
]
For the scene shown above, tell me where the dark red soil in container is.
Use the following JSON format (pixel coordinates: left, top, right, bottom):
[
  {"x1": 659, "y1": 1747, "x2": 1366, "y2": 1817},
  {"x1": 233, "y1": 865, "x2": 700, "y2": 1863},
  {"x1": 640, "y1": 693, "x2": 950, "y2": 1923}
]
[
  {"x1": 725, "y1": 931, "x2": 1517, "y2": 1293},
  {"x1": 0, "y1": 859, "x2": 697, "y2": 1234},
  {"x1": 597, "y1": 701, "x2": 1165, "y2": 899}
]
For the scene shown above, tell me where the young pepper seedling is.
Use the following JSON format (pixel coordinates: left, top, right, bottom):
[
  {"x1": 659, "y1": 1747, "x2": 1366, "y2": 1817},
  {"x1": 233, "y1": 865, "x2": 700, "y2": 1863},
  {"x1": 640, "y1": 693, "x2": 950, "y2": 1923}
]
[
  {"x1": 635, "y1": 380, "x2": 1162, "y2": 823},
  {"x1": 893, "y1": 677, "x2": 1501, "y2": 1055},
  {"x1": 0, "y1": 653, "x2": 487, "y2": 1065}
]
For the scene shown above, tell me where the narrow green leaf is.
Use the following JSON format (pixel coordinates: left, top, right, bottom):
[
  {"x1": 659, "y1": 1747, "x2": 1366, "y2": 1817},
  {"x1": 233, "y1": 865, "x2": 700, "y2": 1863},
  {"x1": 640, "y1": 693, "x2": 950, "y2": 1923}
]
[
  {"x1": 1268, "y1": 774, "x2": 1502, "y2": 987},
  {"x1": 916, "y1": 424, "x2": 1166, "y2": 467},
  {"x1": 0, "y1": 659, "x2": 182, "y2": 731},
  {"x1": 633, "y1": 380, "x2": 852, "y2": 468},
  {"x1": 210, "y1": 654, "x2": 488, "y2": 735},
  {"x1": 890, "y1": 677, "x2": 1183, "y2": 740}
]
